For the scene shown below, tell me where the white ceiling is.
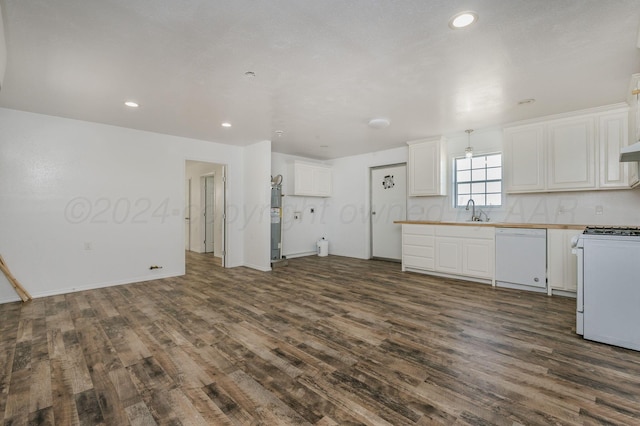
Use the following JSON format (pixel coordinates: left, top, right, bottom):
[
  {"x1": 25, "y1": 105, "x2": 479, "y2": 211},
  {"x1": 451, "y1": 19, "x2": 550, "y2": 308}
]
[{"x1": 0, "y1": 0, "x2": 639, "y2": 159}]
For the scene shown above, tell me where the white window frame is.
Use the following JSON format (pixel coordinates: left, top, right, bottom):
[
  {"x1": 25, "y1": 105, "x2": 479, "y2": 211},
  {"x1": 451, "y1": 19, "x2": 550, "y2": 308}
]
[{"x1": 454, "y1": 152, "x2": 503, "y2": 207}]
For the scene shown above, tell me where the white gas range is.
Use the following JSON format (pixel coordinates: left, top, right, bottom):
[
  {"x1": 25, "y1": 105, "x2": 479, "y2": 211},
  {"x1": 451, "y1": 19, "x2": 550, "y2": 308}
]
[{"x1": 572, "y1": 226, "x2": 640, "y2": 351}]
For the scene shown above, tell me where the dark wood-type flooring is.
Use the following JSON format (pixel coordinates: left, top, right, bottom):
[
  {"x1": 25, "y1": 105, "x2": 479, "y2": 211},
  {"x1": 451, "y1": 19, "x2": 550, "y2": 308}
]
[{"x1": 1, "y1": 252, "x2": 640, "y2": 425}]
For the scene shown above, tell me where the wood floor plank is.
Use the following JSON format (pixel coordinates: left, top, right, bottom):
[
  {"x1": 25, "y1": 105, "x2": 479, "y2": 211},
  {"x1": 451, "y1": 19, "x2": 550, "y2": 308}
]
[
  {"x1": 49, "y1": 357, "x2": 81, "y2": 426},
  {"x1": 123, "y1": 401, "x2": 158, "y2": 426},
  {"x1": 181, "y1": 386, "x2": 235, "y2": 426},
  {"x1": 165, "y1": 387, "x2": 210, "y2": 425},
  {"x1": 108, "y1": 367, "x2": 143, "y2": 408},
  {"x1": 138, "y1": 389, "x2": 180, "y2": 426},
  {"x1": 1, "y1": 252, "x2": 640, "y2": 424},
  {"x1": 66, "y1": 344, "x2": 95, "y2": 395},
  {"x1": 15, "y1": 318, "x2": 33, "y2": 343},
  {"x1": 84, "y1": 361, "x2": 130, "y2": 425},
  {"x1": 166, "y1": 346, "x2": 215, "y2": 389},
  {"x1": 127, "y1": 356, "x2": 177, "y2": 395},
  {"x1": 201, "y1": 381, "x2": 254, "y2": 424},
  {"x1": 75, "y1": 388, "x2": 105, "y2": 426},
  {"x1": 28, "y1": 405, "x2": 55, "y2": 426},
  {"x1": 75, "y1": 316, "x2": 124, "y2": 373},
  {"x1": 297, "y1": 372, "x2": 394, "y2": 426},
  {"x1": 29, "y1": 360, "x2": 52, "y2": 413},
  {"x1": 228, "y1": 369, "x2": 312, "y2": 425},
  {"x1": 0, "y1": 347, "x2": 14, "y2": 422},
  {"x1": 3, "y1": 369, "x2": 30, "y2": 421}
]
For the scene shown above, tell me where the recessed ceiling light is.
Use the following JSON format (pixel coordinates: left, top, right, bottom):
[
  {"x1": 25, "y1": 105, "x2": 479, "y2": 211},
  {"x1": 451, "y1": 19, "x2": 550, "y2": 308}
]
[
  {"x1": 221, "y1": 122, "x2": 232, "y2": 128},
  {"x1": 368, "y1": 118, "x2": 390, "y2": 129},
  {"x1": 518, "y1": 98, "x2": 536, "y2": 105},
  {"x1": 448, "y1": 11, "x2": 478, "y2": 29},
  {"x1": 244, "y1": 71, "x2": 256, "y2": 77},
  {"x1": 124, "y1": 101, "x2": 139, "y2": 108},
  {"x1": 274, "y1": 130, "x2": 284, "y2": 137}
]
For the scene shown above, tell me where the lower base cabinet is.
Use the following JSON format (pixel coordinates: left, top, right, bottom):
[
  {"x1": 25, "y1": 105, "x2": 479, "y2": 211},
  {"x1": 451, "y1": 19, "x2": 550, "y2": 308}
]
[
  {"x1": 463, "y1": 239, "x2": 494, "y2": 278},
  {"x1": 403, "y1": 224, "x2": 580, "y2": 293},
  {"x1": 547, "y1": 229, "x2": 579, "y2": 293},
  {"x1": 435, "y1": 238, "x2": 462, "y2": 274},
  {"x1": 402, "y1": 224, "x2": 494, "y2": 282},
  {"x1": 402, "y1": 225, "x2": 435, "y2": 271}
]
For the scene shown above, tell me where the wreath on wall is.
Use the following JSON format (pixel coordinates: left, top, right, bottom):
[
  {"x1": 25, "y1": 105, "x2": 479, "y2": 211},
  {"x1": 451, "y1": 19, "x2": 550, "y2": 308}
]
[{"x1": 382, "y1": 175, "x2": 395, "y2": 189}]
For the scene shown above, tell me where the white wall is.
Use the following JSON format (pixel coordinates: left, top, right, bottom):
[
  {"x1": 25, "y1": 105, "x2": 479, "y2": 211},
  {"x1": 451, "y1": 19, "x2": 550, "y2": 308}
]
[
  {"x1": 272, "y1": 153, "x2": 330, "y2": 257},
  {"x1": 327, "y1": 147, "x2": 408, "y2": 259},
  {"x1": 0, "y1": 4, "x2": 6, "y2": 90},
  {"x1": 242, "y1": 140, "x2": 272, "y2": 271},
  {"x1": 213, "y1": 165, "x2": 225, "y2": 258},
  {"x1": 0, "y1": 108, "x2": 248, "y2": 303}
]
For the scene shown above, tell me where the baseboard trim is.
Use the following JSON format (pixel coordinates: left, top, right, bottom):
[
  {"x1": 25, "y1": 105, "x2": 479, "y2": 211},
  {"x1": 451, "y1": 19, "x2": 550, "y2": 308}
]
[{"x1": 0, "y1": 270, "x2": 184, "y2": 304}]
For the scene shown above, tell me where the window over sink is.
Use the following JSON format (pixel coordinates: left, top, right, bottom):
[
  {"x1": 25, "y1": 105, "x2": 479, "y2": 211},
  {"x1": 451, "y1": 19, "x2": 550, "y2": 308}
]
[{"x1": 454, "y1": 153, "x2": 503, "y2": 207}]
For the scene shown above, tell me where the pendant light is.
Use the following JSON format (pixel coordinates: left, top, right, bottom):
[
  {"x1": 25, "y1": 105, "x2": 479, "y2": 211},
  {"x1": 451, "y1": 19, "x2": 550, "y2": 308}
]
[{"x1": 465, "y1": 129, "x2": 474, "y2": 158}]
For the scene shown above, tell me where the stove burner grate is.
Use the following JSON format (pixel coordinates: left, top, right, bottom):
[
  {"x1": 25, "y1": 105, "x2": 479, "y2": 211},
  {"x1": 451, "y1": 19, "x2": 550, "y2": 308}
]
[{"x1": 584, "y1": 226, "x2": 640, "y2": 237}]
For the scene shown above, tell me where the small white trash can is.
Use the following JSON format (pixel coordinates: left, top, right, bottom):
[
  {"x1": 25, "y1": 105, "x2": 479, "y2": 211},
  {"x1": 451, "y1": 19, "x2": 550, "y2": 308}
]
[{"x1": 317, "y1": 238, "x2": 329, "y2": 257}]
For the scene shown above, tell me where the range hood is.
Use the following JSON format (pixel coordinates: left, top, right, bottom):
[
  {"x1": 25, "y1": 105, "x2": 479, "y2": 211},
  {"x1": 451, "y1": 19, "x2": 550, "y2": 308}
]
[{"x1": 620, "y1": 141, "x2": 640, "y2": 162}]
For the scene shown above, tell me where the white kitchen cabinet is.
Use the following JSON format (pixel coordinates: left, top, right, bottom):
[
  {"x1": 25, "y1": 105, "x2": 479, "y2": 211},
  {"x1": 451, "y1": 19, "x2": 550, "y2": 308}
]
[
  {"x1": 546, "y1": 117, "x2": 596, "y2": 190},
  {"x1": 435, "y1": 237, "x2": 463, "y2": 274},
  {"x1": 547, "y1": 229, "x2": 580, "y2": 293},
  {"x1": 401, "y1": 224, "x2": 435, "y2": 271},
  {"x1": 504, "y1": 105, "x2": 635, "y2": 193},
  {"x1": 407, "y1": 137, "x2": 447, "y2": 196},
  {"x1": 504, "y1": 124, "x2": 546, "y2": 193},
  {"x1": 402, "y1": 224, "x2": 494, "y2": 283},
  {"x1": 293, "y1": 161, "x2": 332, "y2": 197},
  {"x1": 628, "y1": 83, "x2": 640, "y2": 186},
  {"x1": 598, "y1": 111, "x2": 638, "y2": 188},
  {"x1": 462, "y1": 239, "x2": 494, "y2": 279},
  {"x1": 435, "y1": 225, "x2": 495, "y2": 280}
]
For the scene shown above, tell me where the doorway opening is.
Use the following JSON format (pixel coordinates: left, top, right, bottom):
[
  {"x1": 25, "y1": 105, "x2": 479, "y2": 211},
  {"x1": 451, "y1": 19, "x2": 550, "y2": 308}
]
[
  {"x1": 370, "y1": 163, "x2": 407, "y2": 261},
  {"x1": 185, "y1": 160, "x2": 227, "y2": 268}
]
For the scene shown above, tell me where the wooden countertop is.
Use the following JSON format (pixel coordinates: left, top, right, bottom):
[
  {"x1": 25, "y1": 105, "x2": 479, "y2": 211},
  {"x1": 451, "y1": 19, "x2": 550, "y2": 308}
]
[{"x1": 395, "y1": 221, "x2": 586, "y2": 230}]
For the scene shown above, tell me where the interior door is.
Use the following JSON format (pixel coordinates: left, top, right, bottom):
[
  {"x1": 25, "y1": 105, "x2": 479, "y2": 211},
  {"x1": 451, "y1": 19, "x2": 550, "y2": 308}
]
[
  {"x1": 204, "y1": 175, "x2": 215, "y2": 253},
  {"x1": 371, "y1": 164, "x2": 407, "y2": 260}
]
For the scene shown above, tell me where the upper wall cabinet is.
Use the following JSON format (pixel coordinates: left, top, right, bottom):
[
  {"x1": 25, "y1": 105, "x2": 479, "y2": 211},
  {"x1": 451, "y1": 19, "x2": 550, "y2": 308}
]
[
  {"x1": 504, "y1": 106, "x2": 637, "y2": 193},
  {"x1": 407, "y1": 137, "x2": 447, "y2": 196},
  {"x1": 546, "y1": 116, "x2": 596, "y2": 190},
  {"x1": 503, "y1": 124, "x2": 546, "y2": 192},
  {"x1": 293, "y1": 161, "x2": 332, "y2": 197},
  {"x1": 599, "y1": 112, "x2": 637, "y2": 188}
]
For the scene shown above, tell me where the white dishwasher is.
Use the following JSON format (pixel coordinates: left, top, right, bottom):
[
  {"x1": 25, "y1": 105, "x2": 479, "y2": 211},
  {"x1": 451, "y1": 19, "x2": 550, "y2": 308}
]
[{"x1": 495, "y1": 228, "x2": 547, "y2": 293}]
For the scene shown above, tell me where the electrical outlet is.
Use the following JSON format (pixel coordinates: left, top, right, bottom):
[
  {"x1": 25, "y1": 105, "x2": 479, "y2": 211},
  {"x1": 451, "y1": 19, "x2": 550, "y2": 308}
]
[
  {"x1": 595, "y1": 205, "x2": 604, "y2": 215},
  {"x1": 84, "y1": 242, "x2": 92, "y2": 251}
]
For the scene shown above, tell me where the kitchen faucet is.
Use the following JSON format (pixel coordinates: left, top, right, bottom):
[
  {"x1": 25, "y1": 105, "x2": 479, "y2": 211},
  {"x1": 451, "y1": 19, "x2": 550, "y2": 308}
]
[
  {"x1": 465, "y1": 199, "x2": 476, "y2": 221},
  {"x1": 465, "y1": 199, "x2": 490, "y2": 222}
]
